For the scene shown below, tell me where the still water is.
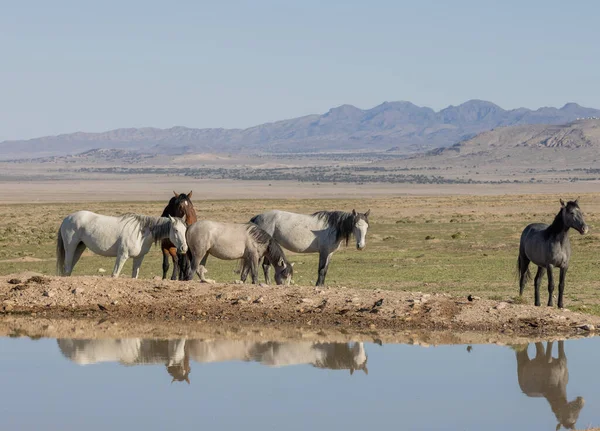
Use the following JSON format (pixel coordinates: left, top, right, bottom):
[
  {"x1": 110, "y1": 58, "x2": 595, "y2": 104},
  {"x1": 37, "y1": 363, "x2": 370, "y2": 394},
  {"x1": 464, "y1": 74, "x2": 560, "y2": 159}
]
[{"x1": 0, "y1": 335, "x2": 598, "y2": 431}]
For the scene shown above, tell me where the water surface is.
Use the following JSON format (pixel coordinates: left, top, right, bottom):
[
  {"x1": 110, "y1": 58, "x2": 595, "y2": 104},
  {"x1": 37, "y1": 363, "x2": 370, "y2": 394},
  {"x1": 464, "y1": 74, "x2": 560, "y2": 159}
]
[{"x1": 1, "y1": 335, "x2": 598, "y2": 430}]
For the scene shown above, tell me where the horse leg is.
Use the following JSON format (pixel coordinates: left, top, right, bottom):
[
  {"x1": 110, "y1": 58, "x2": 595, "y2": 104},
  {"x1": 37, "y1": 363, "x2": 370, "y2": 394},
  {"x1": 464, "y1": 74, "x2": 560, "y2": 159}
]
[
  {"x1": 558, "y1": 340, "x2": 565, "y2": 361},
  {"x1": 533, "y1": 266, "x2": 546, "y2": 307},
  {"x1": 240, "y1": 260, "x2": 250, "y2": 283},
  {"x1": 132, "y1": 255, "x2": 145, "y2": 279},
  {"x1": 518, "y1": 253, "x2": 530, "y2": 296},
  {"x1": 534, "y1": 342, "x2": 545, "y2": 360},
  {"x1": 112, "y1": 251, "x2": 129, "y2": 278},
  {"x1": 546, "y1": 264, "x2": 555, "y2": 307},
  {"x1": 198, "y1": 253, "x2": 214, "y2": 283},
  {"x1": 68, "y1": 242, "x2": 87, "y2": 275},
  {"x1": 316, "y1": 251, "x2": 333, "y2": 287},
  {"x1": 178, "y1": 253, "x2": 189, "y2": 281},
  {"x1": 262, "y1": 256, "x2": 272, "y2": 285},
  {"x1": 162, "y1": 248, "x2": 170, "y2": 280},
  {"x1": 170, "y1": 248, "x2": 179, "y2": 281},
  {"x1": 557, "y1": 266, "x2": 568, "y2": 309},
  {"x1": 250, "y1": 254, "x2": 260, "y2": 284},
  {"x1": 545, "y1": 341, "x2": 554, "y2": 362}
]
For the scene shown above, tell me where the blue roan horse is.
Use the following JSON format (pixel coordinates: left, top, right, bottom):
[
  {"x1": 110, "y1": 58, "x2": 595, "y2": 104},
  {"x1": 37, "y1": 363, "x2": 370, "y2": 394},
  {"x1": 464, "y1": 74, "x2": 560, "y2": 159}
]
[{"x1": 517, "y1": 199, "x2": 588, "y2": 308}]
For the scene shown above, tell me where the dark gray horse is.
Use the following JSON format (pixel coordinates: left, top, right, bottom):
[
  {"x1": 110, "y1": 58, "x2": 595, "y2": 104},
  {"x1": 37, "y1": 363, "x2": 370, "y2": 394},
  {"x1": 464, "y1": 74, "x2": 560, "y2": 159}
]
[
  {"x1": 515, "y1": 341, "x2": 584, "y2": 430},
  {"x1": 517, "y1": 199, "x2": 588, "y2": 308}
]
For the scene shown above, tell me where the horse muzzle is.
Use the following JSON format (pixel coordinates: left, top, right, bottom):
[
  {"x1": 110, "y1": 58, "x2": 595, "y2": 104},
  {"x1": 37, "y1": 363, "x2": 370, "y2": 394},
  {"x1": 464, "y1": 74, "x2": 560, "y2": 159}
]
[
  {"x1": 178, "y1": 247, "x2": 188, "y2": 254},
  {"x1": 356, "y1": 243, "x2": 365, "y2": 250},
  {"x1": 579, "y1": 225, "x2": 589, "y2": 235}
]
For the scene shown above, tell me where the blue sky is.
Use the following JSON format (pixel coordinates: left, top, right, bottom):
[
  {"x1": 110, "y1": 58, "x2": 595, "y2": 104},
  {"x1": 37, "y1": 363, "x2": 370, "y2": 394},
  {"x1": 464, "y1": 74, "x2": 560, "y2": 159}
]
[{"x1": 1, "y1": 0, "x2": 598, "y2": 140}]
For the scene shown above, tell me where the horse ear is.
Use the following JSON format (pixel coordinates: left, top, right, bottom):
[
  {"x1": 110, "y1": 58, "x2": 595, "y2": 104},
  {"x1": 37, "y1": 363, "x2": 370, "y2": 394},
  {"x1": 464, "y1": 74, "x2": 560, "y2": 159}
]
[
  {"x1": 168, "y1": 215, "x2": 174, "y2": 222},
  {"x1": 185, "y1": 377, "x2": 190, "y2": 385},
  {"x1": 352, "y1": 209, "x2": 357, "y2": 216},
  {"x1": 188, "y1": 191, "x2": 193, "y2": 199},
  {"x1": 363, "y1": 366, "x2": 368, "y2": 375},
  {"x1": 290, "y1": 262, "x2": 295, "y2": 267},
  {"x1": 173, "y1": 191, "x2": 179, "y2": 197},
  {"x1": 279, "y1": 258, "x2": 285, "y2": 267},
  {"x1": 560, "y1": 199, "x2": 566, "y2": 207},
  {"x1": 365, "y1": 209, "x2": 371, "y2": 218},
  {"x1": 555, "y1": 423, "x2": 560, "y2": 431},
  {"x1": 575, "y1": 196, "x2": 580, "y2": 205},
  {"x1": 350, "y1": 368, "x2": 354, "y2": 375},
  {"x1": 181, "y1": 213, "x2": 187, "y2": 224}
]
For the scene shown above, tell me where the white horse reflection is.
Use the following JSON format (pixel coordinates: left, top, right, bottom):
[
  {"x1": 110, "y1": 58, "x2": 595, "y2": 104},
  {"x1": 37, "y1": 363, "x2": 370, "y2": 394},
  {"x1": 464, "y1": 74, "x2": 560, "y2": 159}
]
[{"x1": 57, "y1": 339, "x2": 368, "y2": 384}]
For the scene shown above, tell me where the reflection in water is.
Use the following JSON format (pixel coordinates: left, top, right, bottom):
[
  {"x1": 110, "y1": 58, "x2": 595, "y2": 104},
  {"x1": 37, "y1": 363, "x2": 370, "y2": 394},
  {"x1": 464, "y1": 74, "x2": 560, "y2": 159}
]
[
  {"x1": 57, "y1": 339, "x2": 368, "y2": 384},
  {"x1": 515, "y1": 341, "x2": 585, "y2": 430}
]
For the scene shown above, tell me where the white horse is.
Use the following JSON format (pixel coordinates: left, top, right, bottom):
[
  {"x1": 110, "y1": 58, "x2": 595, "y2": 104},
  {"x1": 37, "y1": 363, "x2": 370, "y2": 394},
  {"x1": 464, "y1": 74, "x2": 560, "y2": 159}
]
[
  {"x1": 185, "y1": 220, "x2": 293, "y2": 285},
  {"x1": 56, "y1": 211, "x2": 188, "y2": 278},
  {"x1": 250, "y1": 209, "x2": 370, "y2": 286}
]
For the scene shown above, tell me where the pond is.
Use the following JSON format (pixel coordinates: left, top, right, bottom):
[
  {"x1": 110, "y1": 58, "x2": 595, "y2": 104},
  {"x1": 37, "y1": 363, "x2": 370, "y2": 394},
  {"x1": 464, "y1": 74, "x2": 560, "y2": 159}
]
[{"x1": 1, "y1": 334, "x2": 598, "y2": 430}]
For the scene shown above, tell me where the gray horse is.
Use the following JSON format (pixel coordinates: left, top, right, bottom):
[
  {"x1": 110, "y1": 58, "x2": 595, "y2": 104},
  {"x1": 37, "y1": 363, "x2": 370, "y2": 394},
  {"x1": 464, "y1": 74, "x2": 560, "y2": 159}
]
[
  {"x1": 185, "y1": 220, "x2": 293, "y2": 285},
  {"x1": 251, "y1": 209, "x2": 370, "y2": 286},
  {"x1": 515, "y1": 341, "x2": 584, "y2": 430},
  {"x1": 517, "y1": 199, "x2": 588, "y2": 308}
]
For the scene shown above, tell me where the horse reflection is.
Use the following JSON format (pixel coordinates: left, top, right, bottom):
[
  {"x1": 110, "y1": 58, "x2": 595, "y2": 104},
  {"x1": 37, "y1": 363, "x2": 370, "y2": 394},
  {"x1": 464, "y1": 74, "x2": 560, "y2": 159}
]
[
  {"x1": 515, "y1": 341, "x2": 584, "y2": 430},
  {"x1": 57, "y1": 339, "x2": 368, "y2": 384},
  {"x1": 57, "y1": 339, "x2": 190, "y2": 384}
]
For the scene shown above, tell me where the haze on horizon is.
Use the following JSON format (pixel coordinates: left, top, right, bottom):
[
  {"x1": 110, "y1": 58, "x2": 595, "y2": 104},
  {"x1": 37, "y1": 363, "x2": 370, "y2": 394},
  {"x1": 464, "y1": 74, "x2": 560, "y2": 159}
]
[{"x1": 1, "y1": 0, "x2": 598, "y2": 141}]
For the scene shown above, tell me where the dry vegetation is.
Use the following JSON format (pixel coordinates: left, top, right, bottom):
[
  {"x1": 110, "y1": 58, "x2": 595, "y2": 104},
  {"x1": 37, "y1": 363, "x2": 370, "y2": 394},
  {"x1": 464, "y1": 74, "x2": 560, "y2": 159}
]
[{"x1": 1, "y1": 193, "x2": 599, "y2": 317}]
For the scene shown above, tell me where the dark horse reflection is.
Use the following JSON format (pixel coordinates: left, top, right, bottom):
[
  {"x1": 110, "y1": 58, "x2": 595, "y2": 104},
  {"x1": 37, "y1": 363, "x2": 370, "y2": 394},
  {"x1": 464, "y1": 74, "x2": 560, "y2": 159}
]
[
  {"x1": 57, "y1": 339, "x2": 368, "y2": 384},
  {"x1": 515, "y1": 341, "x2": 584, "y2": 430}
]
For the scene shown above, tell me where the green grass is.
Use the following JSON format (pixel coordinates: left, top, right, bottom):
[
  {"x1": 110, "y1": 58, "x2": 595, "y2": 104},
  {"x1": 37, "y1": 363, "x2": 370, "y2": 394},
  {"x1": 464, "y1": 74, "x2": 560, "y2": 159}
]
[{"x1": 1, "y1": 195, "x2": 600, "y2": 315}]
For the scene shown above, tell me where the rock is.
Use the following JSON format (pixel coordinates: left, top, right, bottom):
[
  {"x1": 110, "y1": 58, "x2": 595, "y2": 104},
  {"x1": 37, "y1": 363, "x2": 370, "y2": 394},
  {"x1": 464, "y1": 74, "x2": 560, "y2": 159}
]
[
  {"x1": 111, "y1": 300, "x2": 119, "y2": 306},
  {"x1": 467, "y1": 295, "x2": 481, "y2": 301},
  {"x1": 42, "y1": 290, "x2": 55, "y2": 298},
  {"x1": 98, "y1": 268, "x2": 106, "y2": 273},
  {"x1": 495, "y1": 302, "x2": 508, "y2": 310},
  {"x1": 152, "y1": 276, "x2": 161, "y2": 281},
  {"x1": 7, "y1": 278, "x2": 21, "y2": 285},
  {"x1": 580, "y1": 324, "x2": 595, "y2": 331},
  {"x1": 72, "y1": 288, "x2": 84, "y2": 295},
  {"x1": 301, "y1": 298, "x2": 313, "y2": 304},
  {"x1": 259, "y1": 283, "x2": 268, "y2": 288},
  {"x1": 234, "y1": 280, "x2": 244, "y2": 285},
  {"x1": 253, "y1": 296, "x2": 264, "y2": 304}
]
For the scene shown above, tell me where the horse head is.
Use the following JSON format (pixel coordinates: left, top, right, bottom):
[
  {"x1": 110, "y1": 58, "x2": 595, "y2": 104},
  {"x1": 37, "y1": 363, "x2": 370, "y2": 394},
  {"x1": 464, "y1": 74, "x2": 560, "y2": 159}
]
[
  {"x1": 274, "y1": 257, "x2": 294, "y2": 286},
  {"x1": 352, "y1": 209, "x2": 371, "y2": 250},
  {"x1": 556, "y1": 396, "x2": 585, "y2": 430},
  {"x1": 168, "y1": 216, "x2": 188, "y2": 254},
  {"x1": 560, "y1": 198, "x2": 588, "y2": 235}
]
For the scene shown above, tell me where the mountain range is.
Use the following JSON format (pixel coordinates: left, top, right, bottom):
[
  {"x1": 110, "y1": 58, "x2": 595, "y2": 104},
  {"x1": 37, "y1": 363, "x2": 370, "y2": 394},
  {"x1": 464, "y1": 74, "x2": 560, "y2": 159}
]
[{"x1": 2, "y1": 100, "x2": 600, "y2": 160}]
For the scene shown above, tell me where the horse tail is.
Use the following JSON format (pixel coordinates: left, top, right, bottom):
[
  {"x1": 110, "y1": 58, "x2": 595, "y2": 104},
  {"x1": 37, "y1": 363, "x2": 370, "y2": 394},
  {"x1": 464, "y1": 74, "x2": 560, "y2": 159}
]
[
  {"x1": 516, "y1": 248, "x2": 531, "y2": 284},
  {"x1": 56, "y1": 228, "x2": 65, "y2": 276}
]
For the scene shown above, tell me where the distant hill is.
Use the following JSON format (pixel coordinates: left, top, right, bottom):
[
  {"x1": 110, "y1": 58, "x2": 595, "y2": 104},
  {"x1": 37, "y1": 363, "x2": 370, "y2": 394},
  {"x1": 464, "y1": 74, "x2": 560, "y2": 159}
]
[
  {"x1": 2, "y1": 100, "x2": 600, "y2": 160},
  {"x1": 407, "y1": 119, "x2": 600, "y2": 170}
]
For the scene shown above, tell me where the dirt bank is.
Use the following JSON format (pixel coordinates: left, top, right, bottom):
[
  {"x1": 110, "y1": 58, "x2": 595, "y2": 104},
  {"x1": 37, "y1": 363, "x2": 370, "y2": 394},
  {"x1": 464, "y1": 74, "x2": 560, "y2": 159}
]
[{"x1": 1, "y1": 272, "x2": 599, "y2": 339}]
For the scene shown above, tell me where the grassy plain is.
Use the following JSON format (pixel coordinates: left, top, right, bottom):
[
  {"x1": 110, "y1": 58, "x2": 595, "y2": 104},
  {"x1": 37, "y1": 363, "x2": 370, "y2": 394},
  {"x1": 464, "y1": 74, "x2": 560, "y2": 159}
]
[{"x1": 1, "y1": 194, "x2": 599, "y2": 314}]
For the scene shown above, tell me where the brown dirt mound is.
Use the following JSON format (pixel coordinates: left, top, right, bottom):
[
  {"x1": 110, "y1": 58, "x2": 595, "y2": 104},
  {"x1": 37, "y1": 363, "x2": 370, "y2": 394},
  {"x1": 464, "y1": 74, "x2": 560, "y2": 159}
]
[{"x1": 1, "y1": 273, "x2": 598, "y2": 338}]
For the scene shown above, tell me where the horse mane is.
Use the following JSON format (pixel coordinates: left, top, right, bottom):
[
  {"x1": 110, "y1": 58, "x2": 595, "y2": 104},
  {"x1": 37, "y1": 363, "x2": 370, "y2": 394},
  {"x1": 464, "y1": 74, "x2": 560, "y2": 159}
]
[
  {"x1": 546, "y1": 201, "x2": 578, "y2": 236},
  {"x1": 311, "y1": 343, "x2": 366, "y2": 371},
  {"x1": 312, "y1": 211, "x2": 356, "y2": 246},
  {"x1": 246, "y1": 224, "x2": 292, "y2": 276},
  {"x1": 120, "y1": 214, "x2": 172, "y2": 243}
]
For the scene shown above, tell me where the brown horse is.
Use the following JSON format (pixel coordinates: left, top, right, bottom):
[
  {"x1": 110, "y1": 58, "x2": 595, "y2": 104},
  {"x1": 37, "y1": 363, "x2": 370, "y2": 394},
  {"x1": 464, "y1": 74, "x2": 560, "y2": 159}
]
[{"x1": 161, "y1": 191, "x2": 197, "y2": 280}]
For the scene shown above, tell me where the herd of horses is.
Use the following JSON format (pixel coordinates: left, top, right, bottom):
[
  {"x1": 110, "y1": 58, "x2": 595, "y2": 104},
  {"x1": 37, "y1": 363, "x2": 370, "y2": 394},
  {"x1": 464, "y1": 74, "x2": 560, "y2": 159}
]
[{"x1": 56, "y1": 191, "x2": 589, "y2": 307}]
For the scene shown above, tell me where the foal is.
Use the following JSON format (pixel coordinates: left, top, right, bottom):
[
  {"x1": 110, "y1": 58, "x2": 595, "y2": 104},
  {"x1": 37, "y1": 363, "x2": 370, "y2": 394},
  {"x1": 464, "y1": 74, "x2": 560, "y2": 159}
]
[{"x1": 517, "y1": 199, "x2": 588, "y2": 308}]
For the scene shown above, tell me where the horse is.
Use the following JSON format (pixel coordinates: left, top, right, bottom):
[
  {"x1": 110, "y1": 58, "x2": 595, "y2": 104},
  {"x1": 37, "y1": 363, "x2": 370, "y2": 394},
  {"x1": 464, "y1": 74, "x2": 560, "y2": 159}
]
[
  {"x1": 56, "y1": 211, "x2": 188, "y2": 278},
  {"x1": 250, "y1": 209, "x2": 370, "y2": 286},
  {"x1": 184, "y1": 220, "x2": 293, "y2": 285},
  {"x1": 161, "y1": 191, "x2": 197, "y2": 281},
  {"x1": 514, "y1": 341, "x2": 584, "y2": 430},
  {"x1": 517, "y1": 199, "x2": 588, "y2": 308}
]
